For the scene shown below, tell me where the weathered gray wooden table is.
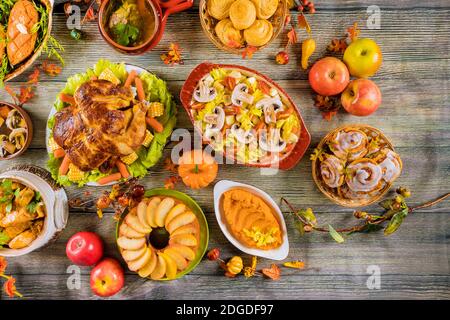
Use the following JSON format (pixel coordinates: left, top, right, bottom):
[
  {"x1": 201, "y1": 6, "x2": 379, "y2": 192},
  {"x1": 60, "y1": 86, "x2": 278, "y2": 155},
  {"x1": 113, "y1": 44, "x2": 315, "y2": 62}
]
[{"x1": 0, "y1": 1, "x2": 449, "y2": 300}]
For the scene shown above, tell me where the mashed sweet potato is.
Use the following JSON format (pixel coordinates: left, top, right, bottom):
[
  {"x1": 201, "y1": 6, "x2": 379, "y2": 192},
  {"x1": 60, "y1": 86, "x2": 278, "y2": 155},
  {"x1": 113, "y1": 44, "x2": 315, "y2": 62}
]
[{"x1": 221, "y1": 188, "x2": 282, "y2": 250}]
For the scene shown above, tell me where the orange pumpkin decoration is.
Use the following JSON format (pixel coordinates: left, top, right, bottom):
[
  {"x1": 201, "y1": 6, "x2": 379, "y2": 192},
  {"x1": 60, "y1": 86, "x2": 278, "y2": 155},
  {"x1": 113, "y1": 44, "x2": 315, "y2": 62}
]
[{"x1": 178, "y1": 150, "x2": 218, "y2": 189}]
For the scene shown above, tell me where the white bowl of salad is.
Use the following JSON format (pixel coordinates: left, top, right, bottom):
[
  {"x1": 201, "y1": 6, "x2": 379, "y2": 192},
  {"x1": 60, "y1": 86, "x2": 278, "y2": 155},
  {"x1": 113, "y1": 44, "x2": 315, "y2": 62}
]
[{"x1": 180, "y1": 63, "x2": 310, "y2": 170}]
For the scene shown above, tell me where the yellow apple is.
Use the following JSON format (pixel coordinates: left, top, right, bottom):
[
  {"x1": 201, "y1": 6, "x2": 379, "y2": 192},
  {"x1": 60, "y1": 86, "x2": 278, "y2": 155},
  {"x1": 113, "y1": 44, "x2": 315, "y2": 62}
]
[{"x1": 343, "y1": 38, "x2": 382, "y2": 78}]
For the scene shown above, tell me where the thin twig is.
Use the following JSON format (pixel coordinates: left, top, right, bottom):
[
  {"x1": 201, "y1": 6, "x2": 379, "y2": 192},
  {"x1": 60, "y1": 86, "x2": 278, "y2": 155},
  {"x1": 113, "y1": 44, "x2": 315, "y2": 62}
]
[{"x1": 410, "y1": 192, "x2": 450, "y2": 212}]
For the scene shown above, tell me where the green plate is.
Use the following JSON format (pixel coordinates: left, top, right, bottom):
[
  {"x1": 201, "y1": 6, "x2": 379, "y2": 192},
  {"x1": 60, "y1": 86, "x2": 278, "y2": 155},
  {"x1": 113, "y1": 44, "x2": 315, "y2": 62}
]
[{"x1": 115, "y1": 188, "x2": 209, "y2": 280}]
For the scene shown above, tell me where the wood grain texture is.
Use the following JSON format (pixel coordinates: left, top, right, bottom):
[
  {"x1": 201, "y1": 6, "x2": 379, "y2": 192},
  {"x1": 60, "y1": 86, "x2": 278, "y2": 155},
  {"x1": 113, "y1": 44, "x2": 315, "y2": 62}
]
[{"x1": 0, "y1": 1, "x2": 449, "y2": 300}]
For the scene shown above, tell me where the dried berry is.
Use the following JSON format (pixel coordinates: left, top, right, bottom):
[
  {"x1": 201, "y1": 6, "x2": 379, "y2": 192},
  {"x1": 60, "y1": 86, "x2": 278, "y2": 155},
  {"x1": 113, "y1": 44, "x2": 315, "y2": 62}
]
[
  {"x1": 303, "y1": 225, "x2": 313, "y2": 232},
  {"x1": 275, "y1": 51, "x2": 289, "y2": 65},
  {"x1": 207, "y1": 248, "x2": 220, "y2": 261},
  {"x1": 117, "y1": 195, "x2": 130, "y2": 207},
  {"x1": 131, "y1": 185, "x2": 145, "y2": 200}
]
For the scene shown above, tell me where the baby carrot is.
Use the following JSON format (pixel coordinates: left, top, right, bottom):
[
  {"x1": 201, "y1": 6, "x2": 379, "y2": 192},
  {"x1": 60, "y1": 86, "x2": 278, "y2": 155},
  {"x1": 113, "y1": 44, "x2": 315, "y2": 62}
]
[
  {"x1": 146, "y1": 117, "x2": 163, "y2": 133},
  {"x1": 59, "y1": 93, "x2": 75, "y2": 105},
  {"x1": 98, "y1": 173, "x2": 122, "y2": 185},
  {"x1": 53, "y1": 148, "x2": 66, "y2": 158},
  {"x1": 124, "y1": 70, "x2": 137, "y2": 87},
  {"x1": 135, "y1": 77, "x2": 145, "y2": 101},
  {"x1": 59, "y1": 155, "x2": 71, "y2": 175},
  {"x1": 116, "y1": 160, "x2": 130, "y2": 179}
]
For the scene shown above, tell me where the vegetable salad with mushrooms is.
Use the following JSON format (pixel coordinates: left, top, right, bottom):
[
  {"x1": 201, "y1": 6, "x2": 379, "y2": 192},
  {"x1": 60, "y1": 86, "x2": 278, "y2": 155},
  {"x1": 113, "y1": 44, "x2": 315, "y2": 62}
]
[
  {"x1": 190, "y1": 68, "x2": 301, "y2": 165},
  {"x1": 0, "y1": 178, "x2": 45, "y2": 249},
  {"x1": 0, "y1": 104, "x2": 28, "y2": 159}
]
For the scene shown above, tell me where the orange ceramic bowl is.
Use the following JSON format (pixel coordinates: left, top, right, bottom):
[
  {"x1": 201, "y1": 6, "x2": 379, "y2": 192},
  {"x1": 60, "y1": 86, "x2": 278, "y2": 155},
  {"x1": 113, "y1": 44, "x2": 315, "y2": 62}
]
[{"x1": 98, "y1": 0, "x2": 193, "y2": 55}]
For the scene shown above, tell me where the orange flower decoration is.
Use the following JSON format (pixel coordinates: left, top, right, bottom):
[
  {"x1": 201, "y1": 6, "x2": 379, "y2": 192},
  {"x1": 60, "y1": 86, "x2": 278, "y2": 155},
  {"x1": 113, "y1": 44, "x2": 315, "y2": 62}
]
[
  {"x1": 0, "y1": 257, "x2": 7, "y2": 274},
  {"x1": 3, "y1": 276, "x2": 22, "y2": 298}
]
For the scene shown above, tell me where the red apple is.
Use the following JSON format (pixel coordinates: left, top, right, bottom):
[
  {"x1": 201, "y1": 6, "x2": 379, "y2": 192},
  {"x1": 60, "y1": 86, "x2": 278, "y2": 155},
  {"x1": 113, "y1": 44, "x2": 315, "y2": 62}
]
[
  {"x1": 341, "y1": 79, "x2": 382, "y2": 116},
  {"x1": 90, "y1": 258, "x2": 124, "y2": 298},
  {"x1": 66, "y1": 231, "x2": 104, "y2": 266},
  {"x1": 308, "y1": 57, "x2": 350, "y2": 96}
]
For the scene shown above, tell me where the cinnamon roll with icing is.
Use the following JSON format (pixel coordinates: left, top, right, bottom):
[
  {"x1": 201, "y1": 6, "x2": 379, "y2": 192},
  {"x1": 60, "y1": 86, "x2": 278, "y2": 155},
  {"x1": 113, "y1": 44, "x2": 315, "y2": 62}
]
[
  {"x1": 320, "y1": 154, "x2": 345, "y2": 188},
  {"x1": 345, "y1": 158, "x2": 383, "y2": 193},
  {"x1": 329, "y1": 129, "x2": 368, "y2": 161},
  {"x1": 375, "y1": 148, "x2": 402, "y2": 183}
]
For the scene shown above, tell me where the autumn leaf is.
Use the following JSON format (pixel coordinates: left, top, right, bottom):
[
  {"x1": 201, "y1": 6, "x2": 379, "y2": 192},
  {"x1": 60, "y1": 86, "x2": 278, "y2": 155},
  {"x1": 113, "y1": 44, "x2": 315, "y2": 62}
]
[
  {"x1": 298, "y1": 14, "x2": 311, "y2": 34},
  {"x1": 327, "y1": 38, "x2": 348, "y2": 53},
  {"x1": 261, "y1": 264, "x2": 281, "y2": 280},
  {"x1": 82, "y1": 6, "x2": 96, "y2": 24},
  {"x1": 283, "y1": 261, "x2": 305, "y2": 269},
  {"x1": 27, "y1": 67, "x2": 41, "y2": 84},
  {"x1": 18, "y1": 86, "x2": 34, "y2": 105},
  {"x1": 242, "y1": 46, "x2": 258, "y2": 59},
  {"x1": 322, "y1": 110, "x2": 337, "y2": 121},
  {"x1": 286, "y1": 27, "x2": 298, "y2": 46},
  {"x1": 3, "y1": 276, "x2": 22, "y2": 298},
  {"x1": 163, "y1": 157, "x2": 178, "y2": 174},
  {"x1": 164, "y1": 176, "x2": 179, "y2": 190},
  {"x1": 161, "y1": 43, "x2": 183, "y2": 65},
  {"x1": 4, "y1": 85, "x2": 18, "y2": 105},
  {"x1": 347, "y1": 22, "x2": 360, "y2": 42},
  {"x1": 329, "y1": 224, "x2": 345, "y2": 243},
  {"x1": 0, "y1": 257, "x2": 7, "y2": 274},
  {"x1": 42, "y1": 61, "x2": 62, "y2": 76},
  {"x1": 63, "y1": 3, "x2": 73, "y2": 17},
  {"x1": 314, "y1": 94, "x2": 341, "y2": 121}
]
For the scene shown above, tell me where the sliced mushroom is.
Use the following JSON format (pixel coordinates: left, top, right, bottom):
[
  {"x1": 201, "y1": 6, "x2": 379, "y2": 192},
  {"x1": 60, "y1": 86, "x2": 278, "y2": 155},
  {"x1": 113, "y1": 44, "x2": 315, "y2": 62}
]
[
  {"x1": 255, "y1": 97, "x2": 284, "y2": 125},
  {"x1": 9, "y1": 127, "x2": 27, "y2": 150},
  {"x1": 259, "y1": 129, "x2": 287, "y2": 153},
  {"x1": 204, "y1": 106, "x2": 225, "y2": 132},
  {"x1": 5, "y1": 109, "x2": 25, "y2": 130},
  {"x1": 193, "y1": 79, "x2": 217, "y2": 103},
  {"x1": 231, "y1": 124, "x2": 257, "y2": 145},
  {"x1": 231, "y1": 84, "x2": 254, "y2": 107}
]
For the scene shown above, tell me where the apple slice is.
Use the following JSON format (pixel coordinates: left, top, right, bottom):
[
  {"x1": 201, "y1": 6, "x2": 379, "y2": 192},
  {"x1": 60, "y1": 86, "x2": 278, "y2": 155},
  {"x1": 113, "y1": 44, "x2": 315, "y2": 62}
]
[
  {"x1": 169, "y1": 234, "x2": 197, "y2": 247},
  {"x1": 164, "y1": 203, "x2": 186, "y2": 228},
  {"x1": 168, "y1": 244, "x2": 196, "y2": 261},
  {"x1": 150, "y1": 254, "x2": 167, "y2": 280},
  {"x1": 119, "y1": 222, "x2": 146, "y2": 239},
  {"x1": 122, "y1": 246, "x2": 147, "y2": 261},
  {"x1": 128, "y1": 247, "x2": 152, "y2": 272},
  {"x1": 159, "y1": 252, "x2": 177, "y2": 279},
  {"x1": 138, "y1": 249, "x2": 157, "y2": 278},
  {"x1": 125, "y1": 213, "x2": 151, "y2": 234},
  {"x1": 145, "y1": 197, "x2": 161, "y2": 228},
  {"x1": 164, "y1": 248, "x2": 188, "y2": 271},
  {"x1": 137, "y1": 201, "x2": 152, "y2": 229},
  {"x1": 117, "y1": 236, "x2": 146, "y2": 251},
  {"x1": 170, "y1": 223, "x2": 199, "y2": 238},
  {"x1": 155, "y1": 197, "x2": 175, "y2": 227},
  {"x1": 166, "y1": 211, "x2": 196, "y2": 234}
]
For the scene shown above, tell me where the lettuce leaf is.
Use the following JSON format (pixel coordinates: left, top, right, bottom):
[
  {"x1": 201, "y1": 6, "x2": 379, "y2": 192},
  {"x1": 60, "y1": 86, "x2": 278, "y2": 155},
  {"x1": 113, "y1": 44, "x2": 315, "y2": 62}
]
[{"x1": 47, "y1": 60, "x2": 176, "y2": 186}]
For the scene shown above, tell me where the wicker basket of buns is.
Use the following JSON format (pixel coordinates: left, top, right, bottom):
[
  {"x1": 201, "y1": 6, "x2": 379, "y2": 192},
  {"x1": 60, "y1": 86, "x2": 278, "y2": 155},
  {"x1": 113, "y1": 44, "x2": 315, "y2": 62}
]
[
  {"x1": 199, "y1": 0, "x2": 287, "y2": 54},
  {"x1": 311, "y1": 124, "x2": 403, "y2": 208}
]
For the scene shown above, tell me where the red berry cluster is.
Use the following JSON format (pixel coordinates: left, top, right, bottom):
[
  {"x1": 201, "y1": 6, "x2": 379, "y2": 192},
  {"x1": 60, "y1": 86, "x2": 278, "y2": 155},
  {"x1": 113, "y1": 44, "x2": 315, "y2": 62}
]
[{"x1": 298, "y1": 0, "x2": 316, "y2": 14}]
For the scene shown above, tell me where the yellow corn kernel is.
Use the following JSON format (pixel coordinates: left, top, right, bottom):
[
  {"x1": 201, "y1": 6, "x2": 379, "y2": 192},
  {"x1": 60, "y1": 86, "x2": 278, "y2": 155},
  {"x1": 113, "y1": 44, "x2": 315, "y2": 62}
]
[
  {"x1": 48, "y1": 136, "x2": 61, "y2": 152},
  {"x1": 147, "y1": 102, "x2": 164, "y2": 118},
  {"x1": 67, "y1": 164, "x2": 85, "y2": 182},
  {"x1": 142, "y1": 130, "x2": 154, "y2": 148},
  {"x1": 120, "y1": 152, "x2": 138, "y2": 165},
  {"x1": 98, "y1": 68, "x2": 121, "y2": 85}
]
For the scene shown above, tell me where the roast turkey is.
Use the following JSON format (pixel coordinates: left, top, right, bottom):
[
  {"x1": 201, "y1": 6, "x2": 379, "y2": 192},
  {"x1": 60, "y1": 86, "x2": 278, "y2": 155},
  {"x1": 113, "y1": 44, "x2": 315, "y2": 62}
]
[{"x1": 53, "y1": 80, "x2": 147, "y2": 171}]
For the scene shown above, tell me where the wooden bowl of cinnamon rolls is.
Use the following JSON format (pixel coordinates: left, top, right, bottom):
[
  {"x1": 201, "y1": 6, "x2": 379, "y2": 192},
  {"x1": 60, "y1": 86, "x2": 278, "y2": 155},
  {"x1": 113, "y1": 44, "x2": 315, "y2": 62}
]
[
  {"x1": 311, "y1": 125, "x2": 403, "y2": 207},
  {"x1": 200, "y1": 0, "x2": 287, "y2": 54}
]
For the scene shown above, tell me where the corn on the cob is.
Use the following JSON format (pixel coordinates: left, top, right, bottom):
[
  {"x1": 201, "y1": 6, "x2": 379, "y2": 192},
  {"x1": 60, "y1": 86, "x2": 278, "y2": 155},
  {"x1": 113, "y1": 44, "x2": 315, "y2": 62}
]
[
  {"x1": 67, "y1": 164, "x2": 85, "y2": 182},
  {"x1": 142, "y1": 130, "x2": 154, "y2": 148},
  {"x1": 147, "y1": 102, "x2": 164, "y2": 118},
  {"x1": 48, "y1": 136, "x2": 60, "y2": 152},
  {"x1": 121, "y1": 152, "x2": 138, "y2": 165},
  {"x1": 98, "y1": 68, "x2": 121, "y2": 85}
]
